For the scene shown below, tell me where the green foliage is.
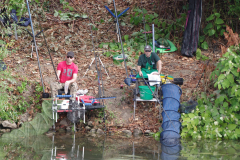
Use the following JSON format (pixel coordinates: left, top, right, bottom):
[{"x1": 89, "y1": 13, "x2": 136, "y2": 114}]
[
  {"x1": 130, "y1": 8, "x2": 186, "y2": 40},
  {"x1": 0, "y1": 66, "x2": 43, "y2": 121},
  {"x1": 200, "y1": 13, "x2": 225, "y2": 49},
  {"x1": 59, "y1": 0, "x2": 74, "y2": 11},
  {"x1": 0, "y1": 65, "x2": 17, "y2": 121},
  {"x1": 42, "y1": 0, "x2": 50, "y2": 12},
  {"x1": 52, "y1": 0, "x2": 88, "y2": 21},
  {"x1": 54, "y1": 10, "x2": 86, "y2": 21},
  {"x1": 196, "y1": 48, "x2": 209, "y2": 61},
  {"x1": 5, "y1": 0, "x2": 27, "y2": 17},
  {"x1": 181, "y1": 46, "x2": 240, "y2": 140},
  {"x1": 152, "y1": 131, "x2": 160, "y2": 141},
  {"x1": 99, "y1": 38, "x2": 140, "y2": 66},
  {"x1": 87, "y1": 23, "x2": 98, "y2": 31},
  {"x1": 34, "y1": 83, "x2": 43, "y2": 104},
  {"x1": 35, "y1": 83, "x2": 43, "y2": 93},
  {"x1": 101, "y1": 6, "x2": 186, "y2": 63},
  {"x1": 17, "y1": 81, "x2": 27, "y2": 94},
  {"x1": 226, "y1": 0, "x2": 240, "y2": 17},
  {"x1": 97, "y1": 107, "x2": 105, "y2": 118},
  {"x1": 16, "y1": 97, "x2": 29, "y2": 112},
  {"x1": 0, "y1": 40, "x2": 15, "y2": 60}
]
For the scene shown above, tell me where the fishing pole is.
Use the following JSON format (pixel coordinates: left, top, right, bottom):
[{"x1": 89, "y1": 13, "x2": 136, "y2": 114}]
[
  {"x1": 26, "y1": 0, "x2": 49, "y2": 98},
  {"x1": 86, "y1": 3, "x2": 106, "y2": 122},
  {"x1": 36, "y1": 11, "x2": 59, "y2": 81},
  {"x1": 140, "y1": 76, "x2": 179, "y2": 133},
  {"x1": 87, "y1": 8, "x2": 102, "y2": 99}
]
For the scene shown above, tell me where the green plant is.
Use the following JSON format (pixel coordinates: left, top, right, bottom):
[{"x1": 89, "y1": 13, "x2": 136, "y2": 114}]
[
  {"x1": 35, "y1": 83, "x2": 43, "y2": 93},
  {"x1": 54, "y1": 10, "x2": 84, "y2": 21},
  {"x1": 225, "y1": 0, "x2": 240, "y2": 17},
  {"x1": 152, "y1": 130, "x2": 161, "y2": 141},
  {"x1": 17, "y1": 81, "x2": 27, "y2": 94},
  {"x1": 34, "y1": 83, "x2": 43, "y2": 104},
  {"x1": 181, "y1": 46, "x2": 240, "y2": 140},
  {"x1": 53, "y1": 0, "x2": 88, "y2": 21},
  {"x1": 60, "y1": 0, "x2": 74, "y2": 11},
  {"x1": 108, "y1": 110, "x2": 116, "y2": 119},
  {"x1": 0, "y1": 40, "x2": 15, "y2": 60},
  {"x1": 99, "y1": 7, "x2": 187, "y2": 64},
  {"x1": 97, "y1": 108, "x2": 105, "y2": 118},
  {"x1": 196, "y1": 48, "x2": 209, "y2": 61},
  {"x1": 6, "y1": 0, "x2": 27, "y2": 17},
  {"x1": 42, "y1": 0, "x2": 50, "y2": 12},
  {"x1": 16, "y1": 97, "x2": 28, "y2": 112},
  {"x1": 199, "y1": 13, "x2": 225, "y2": 49},
  {"x1": 99, "y1": 38, "x2": 141, "y2": 65},
  {"x1": 130, "y1": 8, "x2": 186, "y2": 40}
]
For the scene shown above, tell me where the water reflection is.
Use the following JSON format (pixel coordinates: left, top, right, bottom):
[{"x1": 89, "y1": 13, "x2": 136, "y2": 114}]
[
  {"x1": 1, "y1": 133, "x2": 240, "y2": 159},
  {"x1": 161, "y1": 142, "x2": 181, "y2": 160}
]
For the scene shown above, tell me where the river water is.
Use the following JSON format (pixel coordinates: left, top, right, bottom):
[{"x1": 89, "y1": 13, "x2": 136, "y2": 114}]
[{"x1": 0, "y1": 133, "x2": 240, "y2": 160}]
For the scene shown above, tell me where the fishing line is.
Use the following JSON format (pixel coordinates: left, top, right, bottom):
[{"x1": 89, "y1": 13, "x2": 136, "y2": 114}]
[
  {"x1": 86, "y1": 2, "x2": 106, "y2": 122},
  {"x1": 33, "y1": 9, "x2": 58, "y2": 81},
  {"x1": 141, "y1": 76, "x2": 179, "y2": 133},
  {"x1": 26, "y1": 0, "x2": 48, "y2": 97}
]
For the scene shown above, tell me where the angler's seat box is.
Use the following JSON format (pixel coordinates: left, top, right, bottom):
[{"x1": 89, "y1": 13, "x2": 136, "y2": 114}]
[{"x1": 58, "y1": 88, "x2": 70, "y2": 99}]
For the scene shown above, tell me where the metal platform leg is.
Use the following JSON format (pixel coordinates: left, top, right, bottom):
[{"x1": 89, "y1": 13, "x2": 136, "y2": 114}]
[
  {"x1": 155, "y1": 85, "x2": 159, "y2": 108},
  {"x1": 134, "y1": 99, "x2": 136, "y2": 120},
  {"x1": 159, "y1": 87, "x2": 162, "y2": 120},
  {"x1": 133, "y1": 87, "x2": 137, "y2": 120}
]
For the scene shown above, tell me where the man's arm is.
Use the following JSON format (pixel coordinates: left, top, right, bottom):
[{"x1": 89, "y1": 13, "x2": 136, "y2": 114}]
[
  {"x1": 137, "y1": 65, "x2": 143, "y2": 77},
  {"x1": 67, "y1": 73, "x2": 77, "y2": 83},
  {"x1": 57, "y1": 70, "x2": 61, "y2": 82},
  {"x1": 152, "y1": 60, "x2": 162, "y2": 75},
  {"x1": 157, "y1": 60, "x2": 162, "y2": 74}
]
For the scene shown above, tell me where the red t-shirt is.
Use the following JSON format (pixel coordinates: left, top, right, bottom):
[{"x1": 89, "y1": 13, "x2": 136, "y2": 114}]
[{"x1": 57, "y1": 61, "x2": 78, "y2": 83}]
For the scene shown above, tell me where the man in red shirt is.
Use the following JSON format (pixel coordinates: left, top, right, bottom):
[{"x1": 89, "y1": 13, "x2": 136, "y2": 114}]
[{"x1": 51, "y1": 51, "x2": 78, "y2": 100}]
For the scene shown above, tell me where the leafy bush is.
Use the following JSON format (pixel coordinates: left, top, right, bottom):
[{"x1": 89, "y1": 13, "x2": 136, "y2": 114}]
[
  {"x1": 130, "y1": 8, "x2": 186, "y2": 40},
  {"x1": 0, "y1": 40, "x2": 14, "y2": 60},
  {"x1": 196, "y1": 48, "x2": 209, "y2": 61},
  {"x1": 199, "y1": 13, "x2": 225, "y2": 49},
  {"x1": 181, "y1": 46, "x2": 240, "y2": 140}
]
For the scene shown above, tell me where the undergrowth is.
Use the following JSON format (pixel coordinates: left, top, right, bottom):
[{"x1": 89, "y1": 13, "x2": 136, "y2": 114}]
[
  {"x1": 180, "y1": 27, "x2": 240, "y2": 140},
  {"x1": 0, "y1": 40, "x2": 43, "y2": 122}
]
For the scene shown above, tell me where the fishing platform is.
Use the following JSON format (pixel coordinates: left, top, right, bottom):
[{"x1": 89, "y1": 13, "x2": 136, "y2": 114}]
[{"x1": 50, "y1": 94, "x2": 115, "y2": 132}]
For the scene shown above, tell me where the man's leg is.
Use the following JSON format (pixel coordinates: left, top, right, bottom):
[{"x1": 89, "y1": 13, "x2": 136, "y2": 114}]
[
  {"x1": 50, "y1": 82, "x2": 64, "y2": 98},
  {"x1": 69, "y1": 82, "x2": 78, "y2": 101}
]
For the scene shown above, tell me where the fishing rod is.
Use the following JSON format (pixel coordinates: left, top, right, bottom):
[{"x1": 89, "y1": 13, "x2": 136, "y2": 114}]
[
  {"x1": 87, "y1": 9, "x2": 102, "y2": 98},
  {"x1": 86, "y1": 4, "x2": 106, "y2": 122},
  {"x1": 26, "y1": 0, "x2": 49, "y2": 98},
  {"x1": 35, "y1": 11, "x2": 58, "y2": 81},
  {"x1": 140, "y1": 76, "x2": 179, "y2": 133}
]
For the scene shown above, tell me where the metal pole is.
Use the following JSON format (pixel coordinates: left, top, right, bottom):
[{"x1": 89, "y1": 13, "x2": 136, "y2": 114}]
[
  {"x1": 152, "y1": 24, "x2": 155, "y2": 52},
  {"x1": 141, "y1": 0, "x2": 147, "y2": 45},
  {"x1": 26, "y1": 0, "x2": 45, "y2": 92},
  {"x1": 113, "y1": 0, "x2": 129, "y2": 78}
]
